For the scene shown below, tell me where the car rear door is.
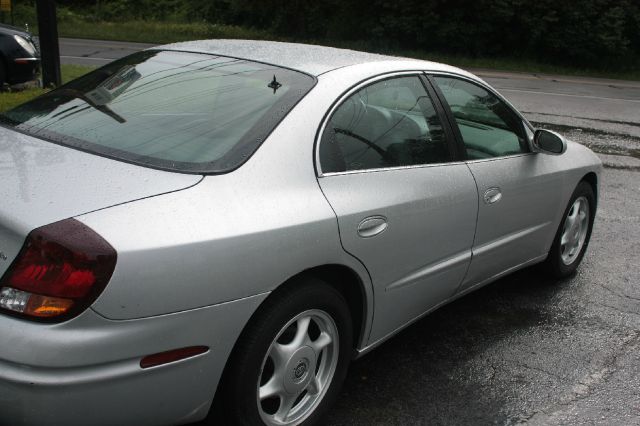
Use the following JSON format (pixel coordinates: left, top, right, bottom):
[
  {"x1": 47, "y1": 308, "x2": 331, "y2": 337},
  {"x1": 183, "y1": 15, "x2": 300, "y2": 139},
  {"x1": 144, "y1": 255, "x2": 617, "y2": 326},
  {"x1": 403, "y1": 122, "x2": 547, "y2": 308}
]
[
  {"x1": 316, "y1": 74, "x2": 478, "y2": 343},
  {"x1": 429, "y1": 74, "x2": 564, "y2": 291}
]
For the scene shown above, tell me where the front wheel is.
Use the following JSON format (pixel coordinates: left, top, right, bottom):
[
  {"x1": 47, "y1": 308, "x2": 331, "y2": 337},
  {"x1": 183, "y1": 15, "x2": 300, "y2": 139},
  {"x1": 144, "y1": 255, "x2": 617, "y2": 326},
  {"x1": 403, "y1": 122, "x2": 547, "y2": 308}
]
[
  {"x1": 544, "y1": 181, "x2": 596, "y2": 278},
  {"x1": 219, "y1": 278, "x2": 353, "y2": 425}
]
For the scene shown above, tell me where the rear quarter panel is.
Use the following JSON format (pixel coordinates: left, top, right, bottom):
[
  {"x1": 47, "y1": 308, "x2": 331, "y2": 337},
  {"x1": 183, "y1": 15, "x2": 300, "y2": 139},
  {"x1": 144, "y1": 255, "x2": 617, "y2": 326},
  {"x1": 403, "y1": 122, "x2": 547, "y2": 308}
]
[{"x1": 79, "y1": 78, "x2": 373, "y2": 325}]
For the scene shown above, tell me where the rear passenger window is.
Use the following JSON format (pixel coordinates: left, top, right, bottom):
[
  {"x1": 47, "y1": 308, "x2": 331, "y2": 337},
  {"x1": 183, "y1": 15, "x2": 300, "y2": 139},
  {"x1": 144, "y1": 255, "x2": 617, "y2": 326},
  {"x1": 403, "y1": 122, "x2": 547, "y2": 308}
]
[
  {"x1": 319, "y1": 76, "x2": 451, "y2": 173},
  {"x1": 433, "y1": 76, "x2": 528, "y2": 159}
]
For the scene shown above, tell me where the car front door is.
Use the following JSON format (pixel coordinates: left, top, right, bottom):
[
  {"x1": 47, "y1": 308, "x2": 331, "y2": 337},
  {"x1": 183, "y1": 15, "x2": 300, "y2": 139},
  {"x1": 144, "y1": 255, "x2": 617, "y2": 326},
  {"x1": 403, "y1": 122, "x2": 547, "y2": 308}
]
[
  {"x1": 316, "y1": 74, "x2": 478, "y2": 343},
  {"x1": 430, "y1": 75, "x2": 564, "y2": 292}
]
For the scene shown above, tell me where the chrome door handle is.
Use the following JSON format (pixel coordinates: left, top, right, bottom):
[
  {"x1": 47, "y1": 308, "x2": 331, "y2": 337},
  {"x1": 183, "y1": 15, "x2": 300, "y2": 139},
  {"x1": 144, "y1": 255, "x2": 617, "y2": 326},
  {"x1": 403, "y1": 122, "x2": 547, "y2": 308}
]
[
  {"x1": 483, "y1": 187, "x2": 502, "y2": 204},
  {"x1": 357, "y1": 216, "x2": 388, "y2": 238}
]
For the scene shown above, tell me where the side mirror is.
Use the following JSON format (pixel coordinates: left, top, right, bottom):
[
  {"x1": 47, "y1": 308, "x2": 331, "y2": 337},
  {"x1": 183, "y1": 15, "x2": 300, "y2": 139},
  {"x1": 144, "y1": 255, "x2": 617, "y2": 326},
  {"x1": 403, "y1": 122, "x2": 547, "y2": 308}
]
[{"x1": 533, "y1": 129, "x2": 567, "y2": 155}]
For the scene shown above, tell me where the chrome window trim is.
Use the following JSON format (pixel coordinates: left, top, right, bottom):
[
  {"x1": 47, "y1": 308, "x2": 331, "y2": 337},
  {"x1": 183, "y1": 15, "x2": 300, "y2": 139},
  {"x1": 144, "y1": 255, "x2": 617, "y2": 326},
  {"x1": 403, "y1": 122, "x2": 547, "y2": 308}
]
[
  {"x1": 321, "y1": 160, "x2": 467, "y2": 177},
  {"x1": 315, "y1": 70, "x2": 454, "y2": 178},
  {"x1": 463, "y1": 152, "x2": 536, "y2": 164}
]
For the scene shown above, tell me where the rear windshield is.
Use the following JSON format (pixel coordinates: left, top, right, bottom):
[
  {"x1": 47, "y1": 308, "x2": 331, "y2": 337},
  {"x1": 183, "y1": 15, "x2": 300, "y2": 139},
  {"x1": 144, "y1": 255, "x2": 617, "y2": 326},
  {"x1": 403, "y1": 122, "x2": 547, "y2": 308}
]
[{"x1": 0, "y1": 50, "x2": 315, "y2": 174}]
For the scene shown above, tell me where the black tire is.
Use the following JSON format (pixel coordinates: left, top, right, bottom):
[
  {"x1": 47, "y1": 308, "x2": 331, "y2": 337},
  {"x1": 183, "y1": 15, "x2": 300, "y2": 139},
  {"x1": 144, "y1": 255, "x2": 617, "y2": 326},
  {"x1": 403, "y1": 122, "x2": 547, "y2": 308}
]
[
  {"x1": 215, "y1": 277, "x2": 353, "y2": 426},
  {"x1": 543, "y1": 181, "x2": 596, "y2": 278}
]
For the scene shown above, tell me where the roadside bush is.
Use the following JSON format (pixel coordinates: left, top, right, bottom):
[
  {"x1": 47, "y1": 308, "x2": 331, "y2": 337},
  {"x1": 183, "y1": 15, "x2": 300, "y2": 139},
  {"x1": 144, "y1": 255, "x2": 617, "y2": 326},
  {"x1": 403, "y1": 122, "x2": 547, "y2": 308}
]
[{"x1": 212, "y1": 0, "x2": 640, "y2": 69}]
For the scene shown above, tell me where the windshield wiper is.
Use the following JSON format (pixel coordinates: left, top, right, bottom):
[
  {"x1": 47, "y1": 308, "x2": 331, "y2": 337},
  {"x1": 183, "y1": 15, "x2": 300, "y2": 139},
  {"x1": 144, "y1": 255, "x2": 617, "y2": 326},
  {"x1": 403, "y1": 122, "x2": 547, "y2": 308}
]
[{"x1": 42, "y1": 88, "x2": 126, "y2": 124}]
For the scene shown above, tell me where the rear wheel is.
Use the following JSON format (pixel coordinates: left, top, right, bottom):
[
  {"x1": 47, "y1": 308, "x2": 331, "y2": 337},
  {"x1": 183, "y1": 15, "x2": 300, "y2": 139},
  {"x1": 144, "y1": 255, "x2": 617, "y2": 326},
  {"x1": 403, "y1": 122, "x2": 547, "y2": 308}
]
[
  {"x1": 544, "y1": 181, "x2": 595, "y2": 278},
  {"x1": 219, "y1": 278, "x2": 353, "y2": 425}
]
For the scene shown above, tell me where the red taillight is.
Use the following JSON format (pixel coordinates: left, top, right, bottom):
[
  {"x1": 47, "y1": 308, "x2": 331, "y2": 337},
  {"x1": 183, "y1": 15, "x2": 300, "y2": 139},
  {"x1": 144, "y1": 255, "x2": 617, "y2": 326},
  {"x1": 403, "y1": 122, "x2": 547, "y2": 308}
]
[{"x1": 0, "y1": 219, "x2": 116, "y2": 321}]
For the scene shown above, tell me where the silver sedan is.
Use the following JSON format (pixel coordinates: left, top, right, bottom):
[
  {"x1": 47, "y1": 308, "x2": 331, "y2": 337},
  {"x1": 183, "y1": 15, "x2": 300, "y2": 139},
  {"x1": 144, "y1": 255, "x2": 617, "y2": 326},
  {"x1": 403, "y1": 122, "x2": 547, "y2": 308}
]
[{"x1": 0, "y1": 40, "x2": 601, "y2": 426}]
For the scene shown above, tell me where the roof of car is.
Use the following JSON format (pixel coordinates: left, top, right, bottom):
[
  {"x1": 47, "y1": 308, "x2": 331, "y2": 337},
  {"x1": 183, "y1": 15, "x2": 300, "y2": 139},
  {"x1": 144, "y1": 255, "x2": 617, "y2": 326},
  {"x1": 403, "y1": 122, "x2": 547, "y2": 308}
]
[
  {"x1": 159, "y1": 39, "x2": 460, "y2": 77},
  {"x1": 0, "y1": 23, "x2": 31, "y2": 37}
]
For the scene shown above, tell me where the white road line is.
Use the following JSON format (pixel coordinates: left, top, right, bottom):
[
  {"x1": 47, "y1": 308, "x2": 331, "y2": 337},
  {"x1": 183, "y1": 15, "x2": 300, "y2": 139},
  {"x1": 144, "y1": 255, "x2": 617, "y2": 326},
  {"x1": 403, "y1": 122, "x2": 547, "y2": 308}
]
[{"x1": 499, "y1": 88, "x2": 640, "y2": 103}]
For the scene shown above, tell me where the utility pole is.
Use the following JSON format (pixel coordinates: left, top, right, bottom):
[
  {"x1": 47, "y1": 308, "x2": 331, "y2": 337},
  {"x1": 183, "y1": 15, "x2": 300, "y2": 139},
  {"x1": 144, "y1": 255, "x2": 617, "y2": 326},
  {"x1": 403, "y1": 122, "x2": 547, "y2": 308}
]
[{"x1": 36, "y1": 0, "x2": 61, "y2": 87}]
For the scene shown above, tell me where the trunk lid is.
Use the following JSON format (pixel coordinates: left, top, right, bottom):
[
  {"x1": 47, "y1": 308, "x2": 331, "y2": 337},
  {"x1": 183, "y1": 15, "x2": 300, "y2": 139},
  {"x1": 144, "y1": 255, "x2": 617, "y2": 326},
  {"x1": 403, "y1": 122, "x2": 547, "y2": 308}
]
[{"x1": 0, "y1": 128, "x2": 202, "y2": 277}]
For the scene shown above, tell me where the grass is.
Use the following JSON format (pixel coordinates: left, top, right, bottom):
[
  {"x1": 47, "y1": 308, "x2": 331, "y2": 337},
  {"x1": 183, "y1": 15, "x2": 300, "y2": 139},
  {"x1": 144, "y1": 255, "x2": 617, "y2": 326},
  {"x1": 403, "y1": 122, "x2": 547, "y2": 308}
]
[
  {"x1": 59, "y1": 64, "x2": 95, "y2": 83},
  {"x1": 0, "y1": 64, "x2": 94, "y2": 113},
  {"x1": 0, "y1": 88, "x2": 45, "y2": 113}
]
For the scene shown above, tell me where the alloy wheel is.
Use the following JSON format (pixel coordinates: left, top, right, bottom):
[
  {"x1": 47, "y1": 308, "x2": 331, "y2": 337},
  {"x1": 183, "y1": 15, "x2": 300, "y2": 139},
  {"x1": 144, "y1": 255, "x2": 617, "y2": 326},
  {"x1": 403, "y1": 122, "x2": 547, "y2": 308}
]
[
  {"x1": 560, "y1": 196, "x2": 590, "y2": 265},
  {"x1": 257, "y1": 309, "x2": 340, "y2": 425}
]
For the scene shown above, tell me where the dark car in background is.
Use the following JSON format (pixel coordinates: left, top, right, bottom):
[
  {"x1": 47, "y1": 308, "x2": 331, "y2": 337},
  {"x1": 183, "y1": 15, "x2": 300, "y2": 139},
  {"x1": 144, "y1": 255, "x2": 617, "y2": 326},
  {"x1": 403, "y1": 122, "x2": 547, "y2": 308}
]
[{"x1": 0, "y1": 23, "x2": 39, "y2": 86}]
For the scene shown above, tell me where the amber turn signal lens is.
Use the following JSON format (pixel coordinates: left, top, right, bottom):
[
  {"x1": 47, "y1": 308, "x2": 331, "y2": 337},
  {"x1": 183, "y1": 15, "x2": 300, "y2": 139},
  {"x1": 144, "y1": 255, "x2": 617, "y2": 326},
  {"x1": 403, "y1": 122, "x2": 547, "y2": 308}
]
[{"x1": 25, "y1": 294, "x2": 74, "y2": 317}]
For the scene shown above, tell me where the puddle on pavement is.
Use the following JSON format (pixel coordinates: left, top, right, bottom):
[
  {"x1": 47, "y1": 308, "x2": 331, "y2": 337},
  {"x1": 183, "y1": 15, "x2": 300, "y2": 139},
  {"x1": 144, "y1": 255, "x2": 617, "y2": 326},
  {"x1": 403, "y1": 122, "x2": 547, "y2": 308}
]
[{"x1": 533, "y1": 122, "x2": 640, "y2": 170}]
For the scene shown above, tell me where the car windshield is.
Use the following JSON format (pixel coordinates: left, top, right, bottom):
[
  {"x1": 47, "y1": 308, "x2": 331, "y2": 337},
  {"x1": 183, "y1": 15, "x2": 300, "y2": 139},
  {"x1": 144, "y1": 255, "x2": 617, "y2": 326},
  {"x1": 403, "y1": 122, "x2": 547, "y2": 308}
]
[{"x1": 0, "y1": 50, "x2": 315, "y2": 174}]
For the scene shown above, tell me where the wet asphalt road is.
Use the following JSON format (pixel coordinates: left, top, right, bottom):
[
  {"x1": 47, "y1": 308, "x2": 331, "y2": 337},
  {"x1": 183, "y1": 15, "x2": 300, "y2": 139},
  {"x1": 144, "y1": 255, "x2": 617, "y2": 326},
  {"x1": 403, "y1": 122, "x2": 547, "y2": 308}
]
[{"x1": 60, "y1": 38, "x2": 640, "y2": 425}]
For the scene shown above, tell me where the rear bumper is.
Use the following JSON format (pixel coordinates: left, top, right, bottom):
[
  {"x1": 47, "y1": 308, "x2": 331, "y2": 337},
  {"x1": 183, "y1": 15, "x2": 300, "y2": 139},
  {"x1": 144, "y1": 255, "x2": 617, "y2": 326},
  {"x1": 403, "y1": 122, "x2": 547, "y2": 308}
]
[{"x1": 0, "y1": 292, "x2": 267, "y2": 426}]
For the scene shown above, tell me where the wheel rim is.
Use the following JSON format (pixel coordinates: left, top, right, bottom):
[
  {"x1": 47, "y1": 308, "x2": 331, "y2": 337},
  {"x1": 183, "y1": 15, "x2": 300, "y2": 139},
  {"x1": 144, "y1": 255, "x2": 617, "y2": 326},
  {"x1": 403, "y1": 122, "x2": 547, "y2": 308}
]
[
  {"x1": 257, "y1": 309, "x2": 339, "y2": 425},
  {"x1": 560, "y1": 196, "x2": 590, "y2": 265}
]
